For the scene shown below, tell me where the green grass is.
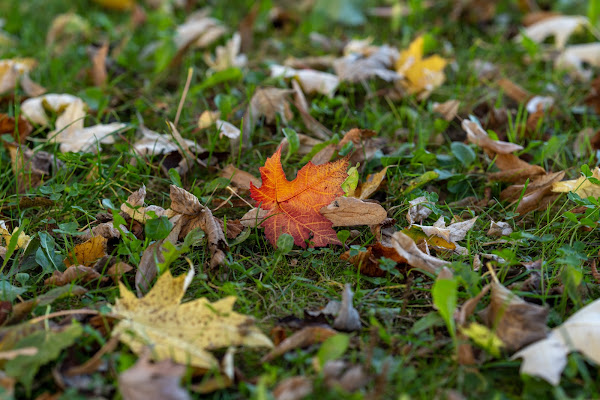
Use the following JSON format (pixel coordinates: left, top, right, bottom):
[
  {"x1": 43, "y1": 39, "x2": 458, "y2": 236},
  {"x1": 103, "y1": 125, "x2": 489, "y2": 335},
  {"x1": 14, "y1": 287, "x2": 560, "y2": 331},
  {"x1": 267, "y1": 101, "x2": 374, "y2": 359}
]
[{"x1": 1, "y1": 0, "x2": 600, "y2": 398}]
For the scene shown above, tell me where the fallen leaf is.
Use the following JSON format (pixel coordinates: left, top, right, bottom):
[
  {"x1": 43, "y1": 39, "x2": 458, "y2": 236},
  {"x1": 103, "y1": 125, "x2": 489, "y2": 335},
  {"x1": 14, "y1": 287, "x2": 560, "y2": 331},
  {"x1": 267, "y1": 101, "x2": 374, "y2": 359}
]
[
  {"x1": 517, "y1": 15, "x2": 589, "y2": 49},
  {"x1": 273, "y1": 376, "x2": 313, "y2": 400},
  {"x1": 488, "y1": 153, "x2": 546, "y2": 183},
  {"x1": 119, "y1": 352, "x2": 190, "y2": 400},
  {"x1": 552, "y1": 166, "x2": 600, "y2": 198},
  {"x1": 479, "y1": 281, "x2": 548, "y2": 352},
  {"x1": 290, "y1": 80, "x2": 332, "y2": 140},
  {"x1": 0, "y1": 113, "x2": 32, "y2": 143},
  {"x1": 5, "y1": 142, "x2": 61, "y2": 193},
  {"x1": 46, "y1": 13, "x2": 91, "y2": 53},
  {"x1": 247, "y1": 87, "x2": 294, "y2": 125},
  {"x1": 395, "y1": 35, "x2": 447, "y2": 98},
  {"x1": 197, "y1": 110, "x2": 221, "y2": 129},
  {"x1": 555, "y1": 42, "x2": 600, "y2": 81},
  {"x1": 65, "y1": 236, "x2": 107, "y2": 267},
  {"x1": 0, "y1": 220, "x2": 31, "y2": 250},
  {"x1": 240, "y1": 207, "x2": 270, "y2": 228},
  {"x1": 5, "y1": 324, "x2": 82, "y2": 395},
  {"x1": 496, "y1": 78, "x2": 532, "y2": 104},
  {"x1": 433, "y1": 100, "x2": 460, "y2": 121},
  {"x1": 111, "y1": 269, "x2": 273, "y2": 369},
  {"x1": 353, "y1": 166, "x2": 389, "y2": 199},
  {"x1": 334, "y1": 42, "x2": 400, "y2": 83},
  {"x1": 133, "y1": 125, "x2": 204, "y2": 157},
  {"x1": 45, "y1": 265, "x2": 107, "y2": 286},
  {"x1": 319, "y1": 197, "x2": 387, "y2": 227},
  {"x1": 250, "y1": 147, "x2": 348, "y2": 248},
  {"x1": 462, "y1": 119, "x2": 523, "y2": 154},
  {"x1": 0, "y1": 58, "x2": 37, "y2": 94},
  {"x1": 172, "y1": 10, "x2": 226, "y2": 63},
  {"x1": 261, "y1": 326, "x2": 337, "y2": 362},
  {"x1": 20, "y1": 93, "x2": 82, "y2": 126},
  {"x1": 333, "y1": 284, "x2": 361, "y2": 332},
  {"x1": 90, "y1": 42, "x2": 109, "y2": 87},
  {"x1": 215, "y1": 120, "x2": 240, "y2": 140},
  {"x1": 488, "y1": 221, "x2": 513, "y2": 237},
  {"x1": 323, "y1": 361, "x2": 369, "y2": 392},
  {"x1": 341, "y1": 241, "x2": 407, "y2": 277},
  {"x1": 406, "y1": 196, "x2": 433, "y2": 225},
  {"x1": 203, "y1": 33, "x2": 247, "y2": 72},
  {"x1": 220, "y1": 164, "x2": 261, "y2": 190},
  {"x1": 270, "y1": 64, "x2": 339, "y2": 97},
  {"x1": 389, "y1": 231, "x2": 449, "y2": 275},
  {"x1": 513, "y1": 297, "x2": 600, "y2": 385}
]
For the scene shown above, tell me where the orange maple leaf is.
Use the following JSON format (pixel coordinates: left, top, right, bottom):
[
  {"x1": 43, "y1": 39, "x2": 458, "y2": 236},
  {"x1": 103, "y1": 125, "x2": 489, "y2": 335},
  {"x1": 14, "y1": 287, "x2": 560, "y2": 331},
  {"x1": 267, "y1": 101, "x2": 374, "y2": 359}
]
[{"x1": 250, "y1": 147, "x2": 348, "y2": 248}]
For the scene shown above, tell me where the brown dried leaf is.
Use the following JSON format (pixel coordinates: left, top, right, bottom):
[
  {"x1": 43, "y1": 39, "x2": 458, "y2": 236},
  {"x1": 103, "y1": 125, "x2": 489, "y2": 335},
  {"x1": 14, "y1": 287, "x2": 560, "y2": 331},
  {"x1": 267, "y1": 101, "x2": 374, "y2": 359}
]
[
  {"x1": 6, "y1": 143, "x2": 60, "y2": 193},
  {"x1": 248, "y1": 87, "x2": 294, "y2": 125},
  {"x1": 479, "y1": 281, "x2": 548, "y2": 352},
  {"x1": 496, "y1": 78, "x2": 532, "y2": 103},
  {"x1": 462, "y1": 120, "x2": 523, "y2": 154},
  {"x1": 320, "y1": 197, "x2": 387, "y2": 227},
  {"x1": 261, "y1": 326, "x2": 338, "y2": 362},
  {"x1": 119, "y1": 352, "x2": 190, "y2": 400},
  {"x1": 488, "y1": 153, "x2": 546, "y2": 183},
  {"x1": 220, "y1": 164, "x2": 261, "y2": 190},
  {"x1": 273, "y1": 376, "x2": 313, "y2": 400},
  {"x1": 433, "y1": 99, "x2": 460, "y2": 121},
  {"x1": 240, "y1": 207, "x2": 269, "y2": 228},
  {"x1": 45, "y1": 265, "x2": 107, "y2": 286},
  {"x1": 90, "y1": 42, "x2": 109, "y2": 87},
  {"x1": 291, "y1": 79, "x2": 332, "y2": 140},
  {"x1": 0, "y1": 113, "x2": 32, "y2": 143},
  {"x1": 390, "y1": 231, "x2": 449, "y2": 275},
  {"x1": 354, "y1": 166, "x2": 389, "y2": 199}
]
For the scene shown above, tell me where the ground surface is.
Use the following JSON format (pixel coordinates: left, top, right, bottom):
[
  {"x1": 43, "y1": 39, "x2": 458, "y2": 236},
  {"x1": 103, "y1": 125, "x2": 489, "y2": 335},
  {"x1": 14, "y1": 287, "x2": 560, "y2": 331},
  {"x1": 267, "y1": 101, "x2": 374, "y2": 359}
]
[{"x1": 1, "y1": 0, "x2": 600, "y2": 399}]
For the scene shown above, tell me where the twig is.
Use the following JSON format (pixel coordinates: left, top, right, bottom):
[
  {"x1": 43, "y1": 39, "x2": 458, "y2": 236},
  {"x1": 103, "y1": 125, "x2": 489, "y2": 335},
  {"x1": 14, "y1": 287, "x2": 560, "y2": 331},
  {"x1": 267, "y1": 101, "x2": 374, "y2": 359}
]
[{"x1": 28, "y1": 309, "x2": 103, "y2": 324}]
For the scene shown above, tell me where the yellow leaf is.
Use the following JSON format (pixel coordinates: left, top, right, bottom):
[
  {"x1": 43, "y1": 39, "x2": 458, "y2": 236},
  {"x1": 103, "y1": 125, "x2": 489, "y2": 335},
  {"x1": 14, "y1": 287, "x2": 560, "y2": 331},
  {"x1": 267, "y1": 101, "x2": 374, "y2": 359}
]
[
  {"x1": 111, "y1": 270, "x2": 273, "y2": 369},
  {"x1": 552, "y1": 167, "x2": 600, "y2": 198},
  {"x1": 460, "y1": 322, "x2": 504, "y2": 358},
  {"x1": 0, "y1": 221, "x2": 31, "y2": 249},
  {"x1": 65, "y1": 236, "x2": 107, "y2": 267},
  {"x1": 395, "y1": 36, "x2": 447, "y2": 96}
]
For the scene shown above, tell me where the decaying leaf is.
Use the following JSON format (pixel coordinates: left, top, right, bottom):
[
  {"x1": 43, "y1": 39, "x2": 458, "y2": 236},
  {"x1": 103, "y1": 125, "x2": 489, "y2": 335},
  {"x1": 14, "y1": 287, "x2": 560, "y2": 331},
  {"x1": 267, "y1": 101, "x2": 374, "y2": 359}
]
[
  {"x1": 133, "y1": 125, "x2": 204, "y2": 157},
  {"x1": 433, "y1": 100, "x2": 460, "y2": 121},
  {"x1": 111, "y1": 269, "x2": 273, "y2": 369},
  {"x1": 90, "y1": 42, "x2": 109, "y2": 87},
  {"x1": 319, "y1": 197, "x2": 387, "y2": 227},
  {"x1": 479, "y1": 281, "x2": 548, "y2": 352},
  {"x1": 119, "y1": 352, "x2": 190, "y2": 400},
  {"x1": 65, "y1": 236, "x2": 107, "y2": 267},
  {"x1": 270, "y1": 64, "x2": 339, "y2": 97},
  {"x1": 0, "y1": 220, "x2": 31, "y2": 251},
  {"x1": 552, "y1": 166, "x2": 600, "y2": 198},
  {"x1": 341, "y1": 241, "x2": 407, "y2": 277},
  {"x1": 488, "y1": 221, "x2": 513, "y2": 237},
  {"x1": 390, "y1": 231, "x2": 449, "y2": 276},
  {"x1": 45, "y1": 265, "x2": 107, "y2": 286},
  {"x1": 0, "y1": 113, "x2": 31, "y2": 143},
  {"x1": 250, "y1": 147, "x2": 348, "y2": 248},
  {"x1": 462, "y1": 119, "x2": 523, "y2": 154},
  {"x1": 20, "y1": 93, "x2": 82, "y2": 126},
  {"x1": 273, "y1": 376, "x2": 313, "y2": 400},
  {"x1": 406, "y1": 196, "x2": 433, "y2": 225},
  {"x1": 488, "y1": 153, "x2": 546, "y2": 183},
  {"x1": 351, "y1": 166, "x2": 389, "y2": 200},
  {"x1": 5, "y1": 143, "x2": 61, "y2": 193},
  {"x1": 173, "y1": 10, "x2": 226, "y2": 58},
  {"x1": 247, "y1": 87, "x2": 294, "y2": 125},
  {"x1": 261, "y1": 326, "x2": 337, "y2": 362},
  {"x1": 332, "y1": 284, "x2": 361, "y2": 332},
  {"x1": 220, "y1": 164, "x2": 261, "y2": 190},
  {"x1": 203, "y1": 33, "x2": 247, "y2": 72},
  {"x1": 334, "y1": 41, "x2": 400, "y2": 83},
  {"x1": 0, "y1": 58, "x2": 42, "y2": 95},
  {"x1": 513, "y1": 297, "x2": 600, "y2": 385},
  {"x1": 517, "y1": 15, "x2": 589, "y2": 49},
  {"x1": 413, "y1": 216, "x2": 477, "y2": 255}
]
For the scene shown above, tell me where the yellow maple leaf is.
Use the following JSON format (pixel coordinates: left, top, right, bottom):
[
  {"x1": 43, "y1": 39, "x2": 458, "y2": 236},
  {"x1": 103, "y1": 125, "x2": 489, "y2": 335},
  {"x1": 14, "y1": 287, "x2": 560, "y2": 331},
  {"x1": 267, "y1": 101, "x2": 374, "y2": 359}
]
[
  {"x1": 0, "y1": 221, "x2": 31, "y2": 249},
  {"x1": 395, "y1": 36, "x2": 447, "y2": 96},
  {"x1": 111, "y1": 269, "x2": 273, "y2": 369},
  {"x1": 552, "y1": 167, "x2": 600, "y2": 198}
]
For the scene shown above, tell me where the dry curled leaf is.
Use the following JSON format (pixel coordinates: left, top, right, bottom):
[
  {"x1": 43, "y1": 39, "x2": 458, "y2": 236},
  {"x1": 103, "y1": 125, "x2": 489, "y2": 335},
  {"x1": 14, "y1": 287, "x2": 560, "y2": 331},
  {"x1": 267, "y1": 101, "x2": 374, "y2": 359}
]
[
  {"x1": 261, "y1": 326, "x2": 337, "y2": 362},
  {"x1": 219, "y1": 164, "x2": 261, "y2": 190},
  {"x1": 119, "y1": 352, "x2": 190, "y2": 400},
  {"x1": 333, "y1": 284, "x2": 361, "y2": 332},
  {"x1": 319, "y1": 197, "x2": 387, "y2": 227},
  {"x1": 517, "y1": 15, "x2": 589, "y2": 50},
  {"x1": 479, "y1": 281, "x2": 548, "y2": 352},
  {"x1": 462, "y1": 119, "x2": 523, "y2": 154},
  {"x1": 45, "y1": 265, "x2": 107, "y2": 286},
  {"x1": 390, "y1": 231, "x2": 449, "y2": 276}
]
